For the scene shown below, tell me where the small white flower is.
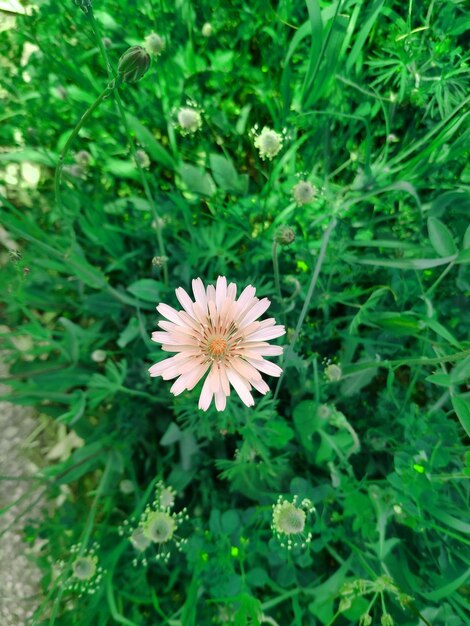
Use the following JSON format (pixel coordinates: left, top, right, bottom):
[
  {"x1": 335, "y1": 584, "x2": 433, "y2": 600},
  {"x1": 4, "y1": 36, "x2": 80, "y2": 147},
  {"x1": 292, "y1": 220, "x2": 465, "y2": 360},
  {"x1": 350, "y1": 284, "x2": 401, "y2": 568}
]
[
  {"x1": 177, "y1": 107, "x2": 202, "y2": 135},
  {"x1": 293, "y1": 180, "x2": 316, "y2": 205},
  {"x1": 201, "y1": 22, "x2": 213, "y2": 37},
  {"x1": 271, "y1": 495, "x2": 315, "y2": 550},
  {"x1": 253, "y1": 127, "x2": 283, "y2": 160},
  {"x1": 91, "y1": 349, "x2": 107, "y2": 363},
  {"x1": 135, "y1": 149, "x2": 150, "y2": 169},
  {"x1": 144, "y1": 32, "x2": 164, "y2": 56}
]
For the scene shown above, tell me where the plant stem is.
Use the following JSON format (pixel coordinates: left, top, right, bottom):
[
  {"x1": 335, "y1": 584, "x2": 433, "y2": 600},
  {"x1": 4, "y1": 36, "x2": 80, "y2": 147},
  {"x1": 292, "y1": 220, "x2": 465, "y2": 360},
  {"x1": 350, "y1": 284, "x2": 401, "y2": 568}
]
[
  {"x1": 54, "y1": 84, "x2": 113, "y2": 216},
  {"x1": 272, "y1": 240, "x2": 286, "y2": 325},
  {"x1": 85, "y1": 8, "x2": 169, "y2": 285},
  {"x1": 113, "y1": 89, "x2": 169, "y2": 285},
  {"x1": 274, "y1": 217, "x2": 337, "y2": 399}
]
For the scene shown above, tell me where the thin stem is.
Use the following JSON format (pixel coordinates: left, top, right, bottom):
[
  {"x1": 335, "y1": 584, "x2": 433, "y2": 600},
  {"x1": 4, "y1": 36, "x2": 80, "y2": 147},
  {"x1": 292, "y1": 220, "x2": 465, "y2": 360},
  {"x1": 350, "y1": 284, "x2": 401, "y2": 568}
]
[
  {"x1": 85, "y1": 8, "x2": 169, "y2": 285},
  {"x1": 54, "y1": 84, "x2": 113, "y2": 215},
  {"x1": 424, "y1": 260, "x2": 455, "y2": 297},
  {"x1": 272, "y1": 241, "x2": 286, "y2": 325},
  {"x1": 113, "y1": 89, "x2": 169, "y2": 285},
  {"x1": 274, "y1": 217, "x2": 337, "y2": 399}
]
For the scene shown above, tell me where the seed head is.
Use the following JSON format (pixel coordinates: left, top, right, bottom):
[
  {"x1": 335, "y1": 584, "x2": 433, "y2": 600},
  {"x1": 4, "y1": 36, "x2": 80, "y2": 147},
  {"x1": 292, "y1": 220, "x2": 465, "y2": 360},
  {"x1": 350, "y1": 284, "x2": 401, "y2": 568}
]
[
  {"x1": 74, "y1": 150, "x2": 91, "y2": 168},
  {"x1": 143, "y1": 511, "x2": 176, "y2": 543},
  {"x1": 325, "y1": 363, "x2": 342, "y2": 382},
  {"x1": 72, "y1": 556, "x2": 96, "y2": 581},
  {"x1": 144, "y1": 32, "x2": 164, "y2": 56},
  {"x1": 135, "y1": 149, "x2": 151, "y2": 169},
  {"x1": 274, "y1": 225, "x2": 295, "y2": 246},
  {"x1": 130, "y1": 528, "x2": 152, "y2": 552},
  {"x1": 177, "y1": 107, "x2": 202, "y2": 135},
  {"x1": 271, "y1": 495, "x2": 315, "y2": 550},
  {"x1": 63, "y1": 543, "x2": 104, "y2": 596},
  {"x1": 117, "y1": 46, "x2": 151, "y2": 84},
  {"x1": 293, "y1": 180, "x2": 316, "y2": 205},
  {"x1": 253, "y1": 127, "x2": 283, "y2": 160}
]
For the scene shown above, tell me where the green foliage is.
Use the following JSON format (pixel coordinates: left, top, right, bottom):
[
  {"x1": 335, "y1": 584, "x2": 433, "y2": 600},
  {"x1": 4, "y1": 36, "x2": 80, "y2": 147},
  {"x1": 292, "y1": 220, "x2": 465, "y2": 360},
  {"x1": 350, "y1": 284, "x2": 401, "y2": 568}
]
[{"x1": 0, "y1": 0, "x2": 469, "y2": 625}]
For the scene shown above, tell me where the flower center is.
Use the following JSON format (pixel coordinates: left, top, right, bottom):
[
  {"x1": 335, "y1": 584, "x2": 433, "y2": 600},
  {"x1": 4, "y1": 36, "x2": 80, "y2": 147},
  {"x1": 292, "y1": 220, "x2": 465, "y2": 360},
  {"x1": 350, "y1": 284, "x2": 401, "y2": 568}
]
[
  {"x1": 208, "y1": 337, "x2": 227, "y2": 357},
  {"x1": 274, "y1": 503, "x2": 306, "y2": 535},
  {"x1": 72, "y1": 556, "x2": 96, "y2": 581},
  {"x1": 143, "y1": 511, "x2": 176, "y2": 544}
]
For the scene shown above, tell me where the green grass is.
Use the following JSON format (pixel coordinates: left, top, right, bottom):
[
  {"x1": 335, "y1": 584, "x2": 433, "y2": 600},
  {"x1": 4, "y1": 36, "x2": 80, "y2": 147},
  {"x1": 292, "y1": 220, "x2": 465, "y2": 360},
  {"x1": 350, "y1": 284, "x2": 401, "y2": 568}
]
[{"x1": 0, "y1": 0, "x2": 469, "y2": 624}]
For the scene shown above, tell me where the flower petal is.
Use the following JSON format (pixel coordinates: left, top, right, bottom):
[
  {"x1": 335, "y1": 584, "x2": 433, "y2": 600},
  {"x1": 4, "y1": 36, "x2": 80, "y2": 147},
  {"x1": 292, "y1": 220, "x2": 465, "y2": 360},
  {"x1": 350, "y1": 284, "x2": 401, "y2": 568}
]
[
  {"x1": 226, "y1": 367, "x2": 255, "y2": 407},
  {"x1": 246, "y1": 357, "x2": 283, "y2": 377}
]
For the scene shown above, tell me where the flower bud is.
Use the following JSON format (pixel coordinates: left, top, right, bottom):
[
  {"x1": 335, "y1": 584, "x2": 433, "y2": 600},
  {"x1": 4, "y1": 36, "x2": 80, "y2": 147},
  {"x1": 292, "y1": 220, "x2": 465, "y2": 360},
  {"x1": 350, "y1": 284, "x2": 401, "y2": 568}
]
[
  {"x1": 72, "y1": 0, "x2": 92, "y2": 13},
  {"x1": 117, "y1": 46, "x2": 151, "y2": 84},
  {"x1": 274, "y1": 225, "x2": 295, "y2": 246}
]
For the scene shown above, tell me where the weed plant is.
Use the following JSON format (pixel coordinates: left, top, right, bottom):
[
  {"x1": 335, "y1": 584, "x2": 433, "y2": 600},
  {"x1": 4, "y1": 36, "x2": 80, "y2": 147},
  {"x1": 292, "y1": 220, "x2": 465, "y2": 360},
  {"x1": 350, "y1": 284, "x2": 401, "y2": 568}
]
[{"x1": 0, "y1": 0, "x2": 469, "y2": 625}]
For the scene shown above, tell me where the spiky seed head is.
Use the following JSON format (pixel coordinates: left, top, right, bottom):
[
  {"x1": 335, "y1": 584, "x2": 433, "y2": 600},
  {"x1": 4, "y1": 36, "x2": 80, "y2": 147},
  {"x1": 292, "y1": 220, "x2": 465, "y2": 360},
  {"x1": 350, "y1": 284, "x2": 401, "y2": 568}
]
[
  {"x1": 274, "y1": 226, "x2": 295, "y2": 246},
  {"x1": 293, "y1": 180, "x2": 316, "y2": 205}
]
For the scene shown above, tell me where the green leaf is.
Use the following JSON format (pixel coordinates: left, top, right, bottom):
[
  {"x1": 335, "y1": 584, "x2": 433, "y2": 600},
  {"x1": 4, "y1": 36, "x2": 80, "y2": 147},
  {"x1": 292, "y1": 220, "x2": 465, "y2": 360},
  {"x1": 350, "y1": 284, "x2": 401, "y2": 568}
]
[
  {"x1": 345, "y1": 0, "x2": 385, "y2": 72},
  {"x1": 451, "y1": 395, "x2": 470, "y2": 438},
  {"x1": 209, "y1": 153, "x2": 247, "y2": 193},
  {"x1": 425, "y1": 319, "x2": 462, "y2": 349},
  {"x1": 65, "y1": 248, "x2": 107, "y2": 289},
  {"x1": 160, "y1": 422, "x2": 182, "y2": 446},
  {"x1": 127, "y1": 115, "x2": 176, "y2": 170},
  {"x1": 117, "y1": 316, "x2": 140, "y2": 348},
  {"x1": 178, "y1": 163, "x2": 216, "y2": 196},
  {"x1": 427, "y1": 217, "x2": 458, "y2": 257},
  {"x1": 463, "y1": 224, "x2": 470, "y2": 249},
  {"x1": 127, "y1": 279, "x2": 161, "y2": 302},
  {"x1": 344, "y1": 253, "x2": 457, "y2": 269}
]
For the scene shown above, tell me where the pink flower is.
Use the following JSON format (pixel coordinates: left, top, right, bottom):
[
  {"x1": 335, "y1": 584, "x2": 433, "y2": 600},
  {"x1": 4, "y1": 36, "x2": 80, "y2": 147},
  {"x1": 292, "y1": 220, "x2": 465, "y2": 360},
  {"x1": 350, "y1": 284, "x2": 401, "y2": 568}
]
[{"x1": 149, "y1": 277, "x2": 286, "y2": 411}]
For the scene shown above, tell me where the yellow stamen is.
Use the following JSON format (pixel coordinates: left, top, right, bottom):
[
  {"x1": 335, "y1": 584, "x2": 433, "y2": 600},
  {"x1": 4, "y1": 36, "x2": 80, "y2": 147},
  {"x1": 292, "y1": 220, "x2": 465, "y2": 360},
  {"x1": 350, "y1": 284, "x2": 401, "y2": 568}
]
[{"x1": 208, "y1": 338, "x2": 227, "y2": 356}]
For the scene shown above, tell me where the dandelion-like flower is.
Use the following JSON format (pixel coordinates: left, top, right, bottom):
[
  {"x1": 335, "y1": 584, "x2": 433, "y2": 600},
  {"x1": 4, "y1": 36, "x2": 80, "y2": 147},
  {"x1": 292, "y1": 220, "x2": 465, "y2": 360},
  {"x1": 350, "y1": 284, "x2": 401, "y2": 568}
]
[
  {"x1": 149, "y1": 276, "x2": 285, "y2": 411},
  {"x1": 253, "y1": 126, "x2": 283, "y2": 160},
  {"x1": 176, "y1": 106, "x2": 203, "y2": 135},
  {"x1": 120, "y1": 482, "x2": 187, "y2": 565},
  {"x1": 60, "y1": 543, "x2": 104, "y2": 596},
  {"x1": 293, "y1": 180, "x2": 316, "y2": 205},
  {"x1": 271, "y1": 495, "x2": 315, "y2": 550},
  {"x1": 144, "y1": 32, "x2": 165, "y2": 56}
]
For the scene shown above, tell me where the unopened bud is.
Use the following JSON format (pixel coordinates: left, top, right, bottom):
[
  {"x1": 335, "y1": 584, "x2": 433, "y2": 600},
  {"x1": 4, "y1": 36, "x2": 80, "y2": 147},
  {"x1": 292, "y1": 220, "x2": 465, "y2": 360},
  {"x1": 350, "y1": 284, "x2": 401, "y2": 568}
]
[
  {"x1": 117, "y1": 46, "x2": 151, "y2": 84},
  {"x1": 381, "y1": 615, "x2": 394, "y2": 626},
  {"x1": 274, "y1": 226, "x2": 295, "y2": 246},
  {"x1": 359, "y1": 615, "x2": 372, "y2": 626}
]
